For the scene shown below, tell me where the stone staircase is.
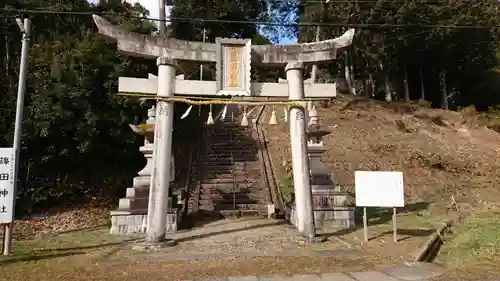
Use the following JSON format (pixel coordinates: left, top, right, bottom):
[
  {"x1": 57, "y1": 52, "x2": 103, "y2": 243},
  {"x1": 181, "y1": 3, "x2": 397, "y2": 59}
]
[{"x1": 191, "y1": 106, "x2": 269, "y2": 217}]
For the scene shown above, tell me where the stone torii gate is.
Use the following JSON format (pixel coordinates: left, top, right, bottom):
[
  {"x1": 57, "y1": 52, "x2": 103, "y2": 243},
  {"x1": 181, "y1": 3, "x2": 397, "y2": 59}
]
[{"x1": 93, "y1": 15, "x2": 355, "y2": 245}]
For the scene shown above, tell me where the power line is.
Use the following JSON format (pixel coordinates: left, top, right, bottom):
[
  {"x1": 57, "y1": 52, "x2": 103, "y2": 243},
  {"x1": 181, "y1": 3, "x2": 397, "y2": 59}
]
[
  {"x1": 292, "y1": 0, "x2": 450, "y2": 2},
  {"x1": 0, "y1": 8, "x2": 498, "y2": 29}
]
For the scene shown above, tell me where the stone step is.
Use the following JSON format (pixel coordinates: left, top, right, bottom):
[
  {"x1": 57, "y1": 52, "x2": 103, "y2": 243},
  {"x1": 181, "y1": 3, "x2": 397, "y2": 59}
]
[
  {"x1": 118, "y1": 197, "x2": 148, "y2": 210},
  {"x1": 199, "y1": 192, "x2": 263, "y2": 201},
  {"x1": 206, "y1": 128, "x2": 251, "y2": 133},
  {"x1": 206, "y1": 139, "x2": 253, "y2": 143},
  {"x1": 202, "y1": 169, "x2": 261, "y2": 175},
  {"x1": 199, "y1": 209, "x2": 268, "y2": 217},
  {"x1": 198, "y1": 203, "x2": 267, "y2": 211},
  {"x1": 204, "y1": 159, "x2": 259, "y2": 163},
  {"x1": 203, "y1": 173, "x2": 260, "y2": 180},
  {"x1": 201, "y1": 173, "x2": 261, "y2": 179},
  {"x1": 202, "y1": 168, "x2": 262, "y2": 175},
  {"x1": 205, "y1": 150, "x2": 256, "y2": 154},
  {"x1": 206, "y1": 134, "x2": 253, "y2": 139},
  {"x1": 208, "y1": 123, "x2": 245, "y2": 128},
  {"x1": 202, "y1": 172, "x2": 261, "y2": 178},
  {"x1": 198, "y1": 198, "x2": 262, "y2": 206},
  {"x1": 200, "y1": 187, "x2": 264, "y2": 195},
  {"x1": 206, "y1": 127, "x2": 252, "y2": 132},
  {"x1": 201, "y1": 178, "x2": 261, "y2": 184},
  {"x1": 205, "y1": 149, "x2": 257, "y2": 153},
  {"x1": 203, "y1": 161, "x2": 258, "y2": 166},
  {"x1": 202, "y1": 163, "x2": 254, "y2": 168},
  {"x1": 207, "y1": 136, "x2": 253, "y2": 139},
  {"x1": 207, "y1": 142, "x2": 257, "y2": 146},
  {"x1": 200, "y1": 183, "x2": 260, "y2": 190},
  {"x1": 205, "y1": 154, "x2": 257, "y2": 159},
  {"x1": 205, "y1": 155, "x2": 258, "y2": 160},
  {"x1": 205, "y1": 145, "x2": 258, "y2": 153},
  {"x1": 206, "y1": 149, "x2": 257, "y2": 154},
  {"x1": 206, "y1": 155, "x2": 257, "y2": 159},
  {"x1": 206, "y1": 138, "x2": 253, "y2": 142},
  {"x1": 125, "y1": 186, "x2": 149, "y2": 198},
  {"x1": 204, "y1": 160, "x2": 260, "y2": 165},
  {"x1": 205, "y1": 150, "x2": 257, "y2": 155},
  {"x1": 204, "y1": 156, "x2": 258, "y2": 160},
  {"x1": 207, "y1": 140, "x2": 257, "y2": 144}
]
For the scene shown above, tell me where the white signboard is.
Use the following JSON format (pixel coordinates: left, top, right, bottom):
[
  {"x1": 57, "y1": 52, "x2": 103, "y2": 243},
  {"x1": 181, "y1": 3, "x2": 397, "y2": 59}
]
[
  {"x1": 0, "y1": 148, "x2": 15, "y2": 224},
  {"x1": 355, "y1": 171, "x2": 405, "y2": 207}
]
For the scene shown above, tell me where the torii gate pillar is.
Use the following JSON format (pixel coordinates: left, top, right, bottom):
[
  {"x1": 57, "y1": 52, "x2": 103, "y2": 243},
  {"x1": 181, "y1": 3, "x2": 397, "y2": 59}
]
[
  {"x1": 146, "y1": 57, "x2": 177, "y2": 245},
  {"x1": 286, "y1": 62, "x2": 317, "y2": 240}
]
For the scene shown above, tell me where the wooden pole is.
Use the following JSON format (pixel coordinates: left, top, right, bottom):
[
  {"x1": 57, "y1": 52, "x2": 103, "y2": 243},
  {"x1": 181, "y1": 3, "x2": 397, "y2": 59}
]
[
  {"x1": 2, "y1": 224, "x2": 5, "y2": 253},
  {"x1": 363, "y1": 207, "x2": 368, "y2": 242},
  {"x1": 393, "y1": 207, "x2": 398, "y2": 242}
]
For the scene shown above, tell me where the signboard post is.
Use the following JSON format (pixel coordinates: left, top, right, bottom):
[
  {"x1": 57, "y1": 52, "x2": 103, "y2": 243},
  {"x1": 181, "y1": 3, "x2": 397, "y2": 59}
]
[
  {"x1": 355, "y1": 171, "x2": 405, "y2": 243},
  {"x1": 3, "y1": 18, "x2": 31, "y2": 256},
  {"x1": 0, "y1": 148, "x2": 15, "y2": 253}
]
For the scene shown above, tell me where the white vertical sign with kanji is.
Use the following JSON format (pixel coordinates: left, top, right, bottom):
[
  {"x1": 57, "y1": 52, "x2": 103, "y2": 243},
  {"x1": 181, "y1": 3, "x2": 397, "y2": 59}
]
[{"x1": 0, "y1": 148, "x2": 15, "y2": 224}]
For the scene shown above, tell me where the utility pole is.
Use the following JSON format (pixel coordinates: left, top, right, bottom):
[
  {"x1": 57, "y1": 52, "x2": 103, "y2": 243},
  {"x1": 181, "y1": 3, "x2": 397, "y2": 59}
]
[
  {"x1": 3, "y1": 18, "x2": 30, "y2": 256},
  {"x1": 308, "y1": 0, "x2": 328, "y2": 119},
  {"x1": 158, "y1": 0, "x2": 166, "y2": 36},
  {"x1": 311, "y1": 0, "x2": 329, "y2": 83},
  {"x1": 310, "y1": 22, "x2": 321, "y2": 83},
  {"x1": 199, "y1": 28, "x2": 206, "y2": 81},
  {"x1": 307, "y1": 24, "x2": 321, "y2": 117}
]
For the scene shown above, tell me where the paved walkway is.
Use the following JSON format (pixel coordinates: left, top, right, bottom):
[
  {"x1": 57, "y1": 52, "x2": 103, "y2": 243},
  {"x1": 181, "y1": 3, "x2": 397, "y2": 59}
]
[
  {"x1": 183, "y1": 262, "x2": 445, "y2": 281},
  {"x1": 186, "y1": 272, "x2": 397, "y2": 281}
]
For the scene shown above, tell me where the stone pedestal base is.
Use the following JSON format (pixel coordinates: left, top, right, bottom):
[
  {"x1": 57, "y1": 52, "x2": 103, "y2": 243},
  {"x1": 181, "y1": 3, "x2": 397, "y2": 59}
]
[
  {"x1": 289, "y1": 205, "x2": 355, "y2": 230},
  {"x1": 295, "y1": 235, "x2": 327, "y2": 244},
  {"x1": 109, "y1": 208, "x2": 182, "y2": 235},
  {"x1": 131, "y1": 239, "x2": 177, "y2": 251}
]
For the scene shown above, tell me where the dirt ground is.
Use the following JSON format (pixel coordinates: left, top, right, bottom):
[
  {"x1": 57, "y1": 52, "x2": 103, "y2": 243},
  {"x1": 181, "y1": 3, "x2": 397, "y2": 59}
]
[
  {"x1": 261, "y1": 96, "x2": 500, "y2": 274},
  {"x1": 2, "y1": 96, "x2": 500, "y2": 280},
  {"x1": 0, "y1": 215, "x2": 439, "y2": 281},
  {"x1": 263, "y1": 96, "x2": 500, "y2": 217}
]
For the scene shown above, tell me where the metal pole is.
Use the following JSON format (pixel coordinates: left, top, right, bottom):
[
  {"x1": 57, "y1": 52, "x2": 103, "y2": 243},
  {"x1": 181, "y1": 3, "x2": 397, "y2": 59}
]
[
  {"x1": 158, "y1": 0, "x2": 166, "y2": 35},
  {"x1": 199, "y1": 28, "x2": 206, "y2": 81},
  {"x1": 4, "y1": 18, "x2": 30, "y2": 256}
]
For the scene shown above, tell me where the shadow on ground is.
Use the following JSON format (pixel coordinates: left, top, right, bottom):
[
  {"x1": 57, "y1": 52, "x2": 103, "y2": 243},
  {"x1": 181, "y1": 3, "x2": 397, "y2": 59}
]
[
  {"x1": 35, "y1": 237, "x2": 142, "y2": 253},
  {"x1": 0, "y1": 251, "x2": 85, "y2": 265},
  {"x1": 42, "y1": 225, "x2": 110, "y2": 238},
  {"x1": 324, "y1": 201, "x2": 432, "y2": 238},
  {"x1": 369, "y1": 228, "x2": 435, "y2": 242},
  {"x1": 176, "y1": 220, "x2": 287, "y2": 243}
]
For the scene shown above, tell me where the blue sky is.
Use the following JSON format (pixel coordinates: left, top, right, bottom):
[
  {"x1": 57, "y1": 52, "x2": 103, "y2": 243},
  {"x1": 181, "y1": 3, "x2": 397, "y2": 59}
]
[
  {"x1": 88, "y1": 0, "x2": 296, "y2": 44},
  {"x1": 278, "y1": 37, "x2": 296, "y2": 44}
]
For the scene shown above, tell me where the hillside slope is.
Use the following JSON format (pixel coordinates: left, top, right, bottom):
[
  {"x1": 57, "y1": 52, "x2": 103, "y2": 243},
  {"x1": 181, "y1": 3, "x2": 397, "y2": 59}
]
[{"x1": 262, "y1": 96, "x2": 500, "y2": 218}]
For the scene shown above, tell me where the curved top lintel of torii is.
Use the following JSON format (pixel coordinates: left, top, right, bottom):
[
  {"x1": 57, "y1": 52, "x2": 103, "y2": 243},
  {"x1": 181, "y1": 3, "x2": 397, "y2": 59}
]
[{"x1": 92, "y1": 15, "x2": 355, "y2": 66}]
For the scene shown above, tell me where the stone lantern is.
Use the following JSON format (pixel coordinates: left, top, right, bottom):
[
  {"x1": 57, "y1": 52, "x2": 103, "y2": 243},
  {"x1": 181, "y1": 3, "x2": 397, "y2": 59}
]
[
  {"x1": 130, "y1": 105, "x2": 156, "y2": 187},
  {"x1": 109, "y1": 106, "x2": 180, "y2": 235},
  {"x1": 290, "y1": 107, "x2": 355, "y2": 230}
]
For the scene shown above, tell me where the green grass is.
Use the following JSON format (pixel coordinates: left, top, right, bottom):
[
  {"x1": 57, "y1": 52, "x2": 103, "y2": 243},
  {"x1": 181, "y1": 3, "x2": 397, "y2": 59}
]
[
  {"x1": 0, "y1": 226, "x2": 137, "y2": 268},
  {"x1": 437, "y1": 212, "x2": 500, "y2": 266},
  {"x1": 280, "y1": 174, "x2": 294, "y2": 202}
]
